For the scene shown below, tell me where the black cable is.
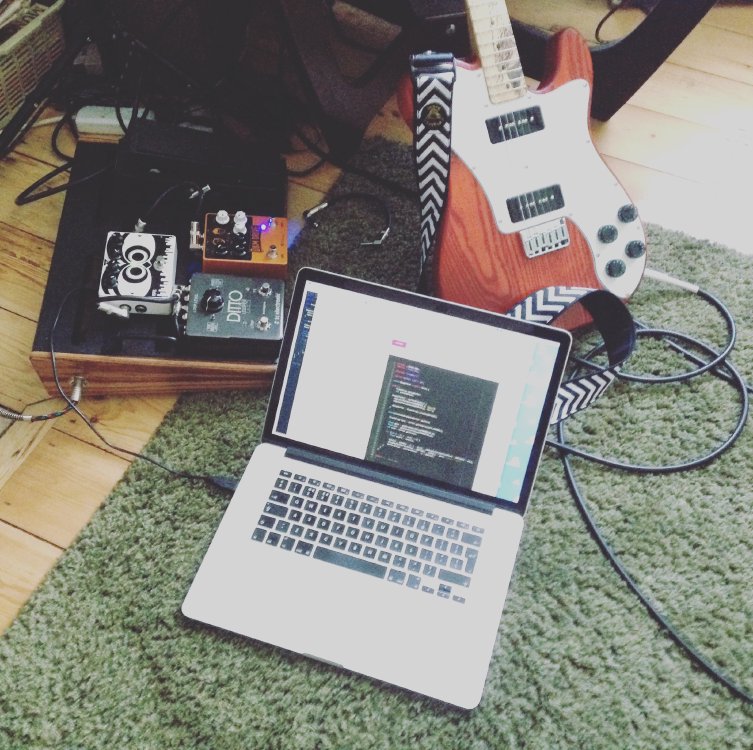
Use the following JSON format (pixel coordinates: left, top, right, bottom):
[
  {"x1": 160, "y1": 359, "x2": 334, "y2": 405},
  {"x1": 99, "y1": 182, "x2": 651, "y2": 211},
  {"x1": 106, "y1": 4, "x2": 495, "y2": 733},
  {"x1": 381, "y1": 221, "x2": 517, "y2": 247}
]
[
  {"x1": 135, "y1": 180, "x2": 204, "y2": 230},
  {"x1": 303, "y1": 191, "x2": 392, "y2": 246},
  {"x1": 621, "y1": 287, "x2": 737, "y2": 383},
  {"x1": 595, "y1": 1, "x2": 649, "y2": 44},
  {"x1": 49, "y1": 288, "x2": 240, "y2": 493},
  {"x1": 293, "y1": 124, "x2": 418, "y2": 202},
  {"x1": 548, "y1": 327, "x2": 749, "y2": 474},
  {"x1": 548, "y1": 278, "x2": 753, "y2": 705},
  {"x1": 556, "y1": 425, "x2": 753, "y2": 706},
  {"x1": 14, "y1": 159, "x2": 112, "y2": 206},
  {"x1": 50, "y1": 108, "x2": 75, "y2": 161},
  {"x1": 287, "y1": 154, "x2": 328, "y2": 178},
  {"x1": 0, "y1": 400, "x2": 77, "y2": 423}
]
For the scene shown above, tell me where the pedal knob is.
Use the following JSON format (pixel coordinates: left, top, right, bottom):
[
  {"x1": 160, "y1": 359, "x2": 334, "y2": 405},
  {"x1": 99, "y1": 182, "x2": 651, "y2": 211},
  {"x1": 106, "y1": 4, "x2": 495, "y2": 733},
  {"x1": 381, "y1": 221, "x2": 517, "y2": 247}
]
[
  {"x1": 233, "y1": 211, "x2": 248, "y2": 236},
  {"x1": 257, "y1": 315, "x2": 270, "y2": 330},
  {"x1": 201, "y1": 287, "x2": 224, "y2": 313},
  {"x1": 598, "y1": 224, "x2": 618, "y2": 243},
  {"x1": 625, "y1": 240, "x2": 646, "y2": 258},
  {"x1": 618, "y1": 204, "x2": 638, "y2": 223},
  {"x1": 606, "y1": 259, "x2": 626, "y2": 278},
  {"x1": 215, "y1": 210, "x2": 230, "y2": 225}
]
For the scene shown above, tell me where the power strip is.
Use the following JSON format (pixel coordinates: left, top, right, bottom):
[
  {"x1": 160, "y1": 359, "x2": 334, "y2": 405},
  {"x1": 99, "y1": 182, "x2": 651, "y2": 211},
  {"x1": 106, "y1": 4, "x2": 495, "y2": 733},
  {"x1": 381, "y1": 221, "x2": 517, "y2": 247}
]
[{"x1": 74, "y1": 105, "x2": 154, "y2": 136}]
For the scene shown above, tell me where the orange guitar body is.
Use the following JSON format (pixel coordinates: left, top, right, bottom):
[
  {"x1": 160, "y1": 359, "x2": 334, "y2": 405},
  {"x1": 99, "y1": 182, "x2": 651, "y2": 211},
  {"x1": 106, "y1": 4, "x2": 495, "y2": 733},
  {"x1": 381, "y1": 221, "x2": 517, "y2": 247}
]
[{"x1": 398, "y1": 28, "x2": 646, "y2": 329}]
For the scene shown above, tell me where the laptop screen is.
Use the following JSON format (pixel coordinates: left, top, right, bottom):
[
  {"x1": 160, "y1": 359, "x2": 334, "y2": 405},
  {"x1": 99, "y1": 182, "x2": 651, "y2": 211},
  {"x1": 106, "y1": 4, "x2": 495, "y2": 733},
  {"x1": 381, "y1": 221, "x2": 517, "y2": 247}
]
[{"x1": 267, "y1": 269, "x2": 570, "y2": 510}]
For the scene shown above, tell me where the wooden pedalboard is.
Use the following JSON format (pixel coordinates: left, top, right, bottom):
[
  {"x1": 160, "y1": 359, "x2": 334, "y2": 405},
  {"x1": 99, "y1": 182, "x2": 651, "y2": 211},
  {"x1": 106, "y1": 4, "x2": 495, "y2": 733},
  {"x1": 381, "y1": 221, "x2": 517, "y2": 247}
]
[{"x1": 30, "y1": 141, "x2": 286, "y2": 396}]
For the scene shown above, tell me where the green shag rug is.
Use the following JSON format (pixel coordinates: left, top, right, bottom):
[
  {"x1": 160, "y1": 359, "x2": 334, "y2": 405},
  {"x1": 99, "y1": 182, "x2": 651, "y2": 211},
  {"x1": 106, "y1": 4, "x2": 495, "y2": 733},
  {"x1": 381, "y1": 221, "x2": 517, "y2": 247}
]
[{"x1": 1, "y1": 139, "x2": 753, "y2": 749}]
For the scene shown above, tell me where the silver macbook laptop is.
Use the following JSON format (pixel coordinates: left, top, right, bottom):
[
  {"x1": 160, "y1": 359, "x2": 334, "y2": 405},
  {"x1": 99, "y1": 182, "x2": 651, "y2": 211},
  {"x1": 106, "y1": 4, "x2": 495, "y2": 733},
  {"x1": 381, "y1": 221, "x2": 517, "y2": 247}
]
[{"x1": 182, "y1": 267, "x2": 571, "y2": 708}]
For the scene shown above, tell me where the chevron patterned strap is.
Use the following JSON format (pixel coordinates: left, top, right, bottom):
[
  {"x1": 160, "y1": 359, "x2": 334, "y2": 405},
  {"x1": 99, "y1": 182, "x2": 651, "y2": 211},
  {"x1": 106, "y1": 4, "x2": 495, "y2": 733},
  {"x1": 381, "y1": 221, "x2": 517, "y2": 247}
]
[
  {"x1": 410, "y1": 51, "x2": 455, "y2": 293},
  {"x1": 507, "y1": 286, "x2": 636, "y2": 423}
]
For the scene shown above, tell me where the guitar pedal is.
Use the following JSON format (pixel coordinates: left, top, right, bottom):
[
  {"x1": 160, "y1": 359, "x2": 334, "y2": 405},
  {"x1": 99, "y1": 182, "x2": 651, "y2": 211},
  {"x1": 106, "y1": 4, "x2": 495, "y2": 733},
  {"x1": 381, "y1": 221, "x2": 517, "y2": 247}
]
[
  {"x1": 200, "y1": 211, "x2": 288, "y2": 279},
  {"x1": 98, "y1": 231, "x2": 177, "y2": 315},
  {"x1": 177, "y1": 272, "x2": 284, "y2": 360}
]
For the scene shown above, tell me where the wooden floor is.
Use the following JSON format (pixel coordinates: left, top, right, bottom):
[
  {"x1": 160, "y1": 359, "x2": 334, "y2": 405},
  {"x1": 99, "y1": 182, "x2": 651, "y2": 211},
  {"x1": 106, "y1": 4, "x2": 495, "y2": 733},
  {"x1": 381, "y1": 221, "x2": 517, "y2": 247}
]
[{"x1": 1, "y1": 2, "x2": 752, "y2": 635}]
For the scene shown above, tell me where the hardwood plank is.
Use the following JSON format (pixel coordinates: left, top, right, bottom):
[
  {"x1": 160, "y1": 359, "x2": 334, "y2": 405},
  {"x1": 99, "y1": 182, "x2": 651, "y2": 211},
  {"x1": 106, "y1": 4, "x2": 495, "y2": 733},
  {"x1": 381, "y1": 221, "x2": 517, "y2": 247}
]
[
  {"x1": 12, "y1": 111, "x2": 78, "y2": 165},
  {"x1": 0, "y1": 221, "x2": 52, "y2": 321},
  {"x1": 56, "y1": 394, "x2": 177, "y2": 455},
  {"x1": 285, "y1": 152, "x2": 343, "y2": 197},
  {"x1": 0, "y1": 413, "x2": 54, "y2": 494},
  {"x1": 0, "y1": 151, "x2": 66, "y2": 243},
  {"x1": 671, "y1": 18, "x2": 753, "y2": 84},
  {"x1": 0, "y1": 308, "x2": 51, "y2": 411},
  {"x1": 507, "y1": 0, "x2": 645, "y2": 42},
  {"x1": 365, "y1": 93, "x2": 412, "y2": 145},
  {"x1": 0, "y1": 520, "x2": 62, "y2": 635},
  {"x1": 592, "y1": 103, "x2": 751, "y2": 188},
  {"x1": 700, "y1": 4, "x2": 753, "y2": 35},
  {"x1": 627, "y1": 61, "x2": 753, "y2": 133},
  {"x1": 0, "y1": 429, "x2": 130, "y2": 548},
  {"x1": 603, "y1": 154, "x2": 751, "y2": 257}
]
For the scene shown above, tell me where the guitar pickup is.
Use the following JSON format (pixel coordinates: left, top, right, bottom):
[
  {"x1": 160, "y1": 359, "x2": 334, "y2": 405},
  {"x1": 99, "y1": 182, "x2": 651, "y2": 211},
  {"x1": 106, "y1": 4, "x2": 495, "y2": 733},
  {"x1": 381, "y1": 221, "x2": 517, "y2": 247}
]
[
  {"x1": 486, "y1": 106, "x2": 544, "y2": 144},
  {"x1": 507, "y1": 184, "x2": 564, "y2": 223},
  {"x1": 520, "y1": 218, "x2": 570, "y2": 258}
]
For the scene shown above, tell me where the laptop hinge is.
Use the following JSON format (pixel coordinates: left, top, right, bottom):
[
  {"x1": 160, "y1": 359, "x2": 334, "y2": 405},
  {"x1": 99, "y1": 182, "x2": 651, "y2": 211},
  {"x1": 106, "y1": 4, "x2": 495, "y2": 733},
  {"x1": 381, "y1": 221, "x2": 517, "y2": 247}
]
[{"x1": 284, "y1": 446, "x2": 520, "y2": 517}]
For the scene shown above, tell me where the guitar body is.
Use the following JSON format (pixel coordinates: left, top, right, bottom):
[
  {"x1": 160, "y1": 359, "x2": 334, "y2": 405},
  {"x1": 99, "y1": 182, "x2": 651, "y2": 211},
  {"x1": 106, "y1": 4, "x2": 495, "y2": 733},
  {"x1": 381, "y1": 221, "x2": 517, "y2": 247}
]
[{"x1": 398, "y1": 28, "x2": 646, "y2": 328}]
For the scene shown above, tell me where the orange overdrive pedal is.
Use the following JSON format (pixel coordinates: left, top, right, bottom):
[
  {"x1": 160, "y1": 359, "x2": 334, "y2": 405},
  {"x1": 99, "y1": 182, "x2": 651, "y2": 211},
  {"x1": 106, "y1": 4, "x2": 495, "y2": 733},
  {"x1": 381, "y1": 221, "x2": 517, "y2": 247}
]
[{"x1": 201, "y1": 211, "x2": 288, "y2": 278}]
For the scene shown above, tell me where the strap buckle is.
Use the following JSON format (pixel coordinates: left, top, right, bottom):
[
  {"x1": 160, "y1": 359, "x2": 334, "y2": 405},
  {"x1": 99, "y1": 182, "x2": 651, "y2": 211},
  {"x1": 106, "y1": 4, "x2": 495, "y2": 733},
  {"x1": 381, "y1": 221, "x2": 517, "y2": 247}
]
[{"x1": 410, "y1": 51, "x2": 456, "y2": 79}]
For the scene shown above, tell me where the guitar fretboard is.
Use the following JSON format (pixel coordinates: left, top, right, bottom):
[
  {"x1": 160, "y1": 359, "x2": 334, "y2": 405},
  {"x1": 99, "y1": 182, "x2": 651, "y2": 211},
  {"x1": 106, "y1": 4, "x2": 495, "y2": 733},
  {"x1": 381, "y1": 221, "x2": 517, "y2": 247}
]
[{"x1": 467, "y1": 0, "x2": 526, "y2": 104}]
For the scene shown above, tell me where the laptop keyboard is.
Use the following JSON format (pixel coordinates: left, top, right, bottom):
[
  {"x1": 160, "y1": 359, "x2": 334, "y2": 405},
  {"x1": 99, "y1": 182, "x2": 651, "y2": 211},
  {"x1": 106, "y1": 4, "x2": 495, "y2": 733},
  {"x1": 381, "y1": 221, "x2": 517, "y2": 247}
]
[{"x1": 250, "y1": 469, "x2": 486, "y2": 605}]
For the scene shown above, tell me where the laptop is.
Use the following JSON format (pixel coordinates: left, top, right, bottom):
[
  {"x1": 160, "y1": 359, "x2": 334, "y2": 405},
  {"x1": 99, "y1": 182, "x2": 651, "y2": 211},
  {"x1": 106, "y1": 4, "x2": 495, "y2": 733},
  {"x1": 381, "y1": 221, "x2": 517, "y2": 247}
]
[{"x1": 182, "y1": 267, "x2": 571, "y2": 708}]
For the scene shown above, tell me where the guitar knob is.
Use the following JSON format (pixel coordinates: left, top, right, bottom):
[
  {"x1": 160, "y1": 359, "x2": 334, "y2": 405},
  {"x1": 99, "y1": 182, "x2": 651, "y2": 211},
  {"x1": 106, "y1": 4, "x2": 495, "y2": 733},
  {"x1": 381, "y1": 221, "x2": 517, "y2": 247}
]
[
  {"x1": 598, "y1": 224, "x2": 618, "y2": 243},
  {"x1": 618, "y1": 204, "x2": 638, "y2": 223},
  {"x1": 606, "y1": 259, "x2": 626, "y2": 278},
  {"x1": 625, "y1": 240, "x2": 646, "y2": 258}
]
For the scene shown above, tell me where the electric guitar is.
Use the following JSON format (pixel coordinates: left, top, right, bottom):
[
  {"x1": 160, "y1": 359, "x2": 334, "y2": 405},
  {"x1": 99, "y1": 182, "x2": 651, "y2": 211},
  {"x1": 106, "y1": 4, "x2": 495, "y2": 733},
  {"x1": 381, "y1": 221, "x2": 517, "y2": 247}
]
[{"x1": 397, "y1": 0, "x2": 646, "y2": 327}]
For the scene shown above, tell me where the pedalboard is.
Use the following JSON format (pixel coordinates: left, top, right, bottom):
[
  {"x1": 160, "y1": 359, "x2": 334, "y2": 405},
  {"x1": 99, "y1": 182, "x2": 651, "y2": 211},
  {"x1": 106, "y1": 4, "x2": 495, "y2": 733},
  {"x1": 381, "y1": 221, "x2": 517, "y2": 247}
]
[
  {"x1": 98, "y1": 231, "x2": 177, "y2": 315},
  {"x1": 199, "y1": 212, "x2": 288, "y2": 278},
  {"x1": 178, "y1": 273, "x2": 284, "y2": 360}
]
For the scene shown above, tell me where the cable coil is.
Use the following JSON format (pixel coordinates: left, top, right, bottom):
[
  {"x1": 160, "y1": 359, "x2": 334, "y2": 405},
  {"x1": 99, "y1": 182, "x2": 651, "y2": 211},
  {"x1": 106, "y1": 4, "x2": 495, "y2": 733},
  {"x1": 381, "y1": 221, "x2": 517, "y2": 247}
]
[{"x1": 548, "y1": 270, "x2": 753, "y2": 705}]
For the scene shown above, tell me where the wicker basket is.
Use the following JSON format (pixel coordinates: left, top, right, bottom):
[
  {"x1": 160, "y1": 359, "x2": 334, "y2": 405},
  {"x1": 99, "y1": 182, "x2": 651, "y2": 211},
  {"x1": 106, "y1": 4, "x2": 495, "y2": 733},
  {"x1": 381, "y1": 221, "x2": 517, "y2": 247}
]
[{"x1": 0, "y1": 0, "x2": 66, "y2": 129}]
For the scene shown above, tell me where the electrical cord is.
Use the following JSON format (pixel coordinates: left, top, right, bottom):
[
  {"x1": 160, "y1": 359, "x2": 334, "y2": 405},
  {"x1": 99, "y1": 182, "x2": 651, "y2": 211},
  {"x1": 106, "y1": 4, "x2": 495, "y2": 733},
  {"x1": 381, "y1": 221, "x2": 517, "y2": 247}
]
[
  {"x1": 134, "y1": 180, "x2": 209, "y2": 231},
  {"x1": 547, "y1": 266, "x2": 753, "y2": 705},
  {"x1": 303, "y1": 191, "x2": 392, "y2": 246},
  {"x1": 557, "y1": 432, "x2": 753, "y2": 706},
  {"x1": 548, "y1": 327, "x2": 749, "y2": 474},
  {"x1": 596, "y1": 1, "x2": 649, "y2": 44},
  {"x1": 293, "y1": 123, "x2": 418, "y2": 201},
  {"x1": 48, "y1": 288, "x2": 240, "y2": 493},
  {"x1": 14, "y1": 159, "x2": 113, "y2": 206},
  {"x1": 0, "y1": 378, "x2": 83, "y2": 423}
]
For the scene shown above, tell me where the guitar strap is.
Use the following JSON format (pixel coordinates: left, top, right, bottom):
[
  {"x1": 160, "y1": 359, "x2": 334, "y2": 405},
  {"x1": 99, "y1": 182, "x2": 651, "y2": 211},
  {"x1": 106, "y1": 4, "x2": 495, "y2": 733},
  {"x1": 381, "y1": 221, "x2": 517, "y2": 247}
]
[
  {"x1": 507, "y1": 287, "x2": 635, "y2": 423},
  {"x1": 409, "y1": 52, "x2": 636, "y2": 423},
  {"x1": 409, "y1": 51, "x2": 456, "y2": 293}
]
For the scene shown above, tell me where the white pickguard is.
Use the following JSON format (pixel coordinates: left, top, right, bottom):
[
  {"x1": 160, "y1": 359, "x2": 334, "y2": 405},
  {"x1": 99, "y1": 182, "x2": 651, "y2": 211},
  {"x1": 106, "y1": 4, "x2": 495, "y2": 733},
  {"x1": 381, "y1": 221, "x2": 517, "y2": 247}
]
[{"x1": 451, "y1": 67, "x2": 646, "y2": 298}]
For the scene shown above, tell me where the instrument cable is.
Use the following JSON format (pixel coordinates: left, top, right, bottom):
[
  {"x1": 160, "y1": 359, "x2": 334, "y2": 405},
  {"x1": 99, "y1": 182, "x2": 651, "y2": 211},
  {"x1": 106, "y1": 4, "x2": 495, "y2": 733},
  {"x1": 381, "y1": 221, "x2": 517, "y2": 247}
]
[
  {"x1": 44, "y1": 288, "x2": 240, "y2": 494},
  {"x1": 7, "y1": 245, "x2": 751, "y2": 704},
  {"x1": 547, "y1": 266, "x2": 753, "y2": 705}
]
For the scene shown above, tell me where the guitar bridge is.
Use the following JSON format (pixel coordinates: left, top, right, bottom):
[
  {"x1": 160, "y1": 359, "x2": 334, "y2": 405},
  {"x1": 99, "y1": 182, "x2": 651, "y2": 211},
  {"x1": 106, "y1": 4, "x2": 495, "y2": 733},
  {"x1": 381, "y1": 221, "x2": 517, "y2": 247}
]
[{"x1": 520, "y1": 218, "x2": 570, "y2": 258}]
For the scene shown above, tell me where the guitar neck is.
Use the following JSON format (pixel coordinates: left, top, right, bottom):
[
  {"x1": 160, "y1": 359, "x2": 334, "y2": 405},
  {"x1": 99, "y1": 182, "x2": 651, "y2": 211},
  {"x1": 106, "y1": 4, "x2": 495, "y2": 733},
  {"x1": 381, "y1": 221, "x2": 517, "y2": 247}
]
[{"x1": 466, "y1": 0, "x2": 527, "y2": 104}]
